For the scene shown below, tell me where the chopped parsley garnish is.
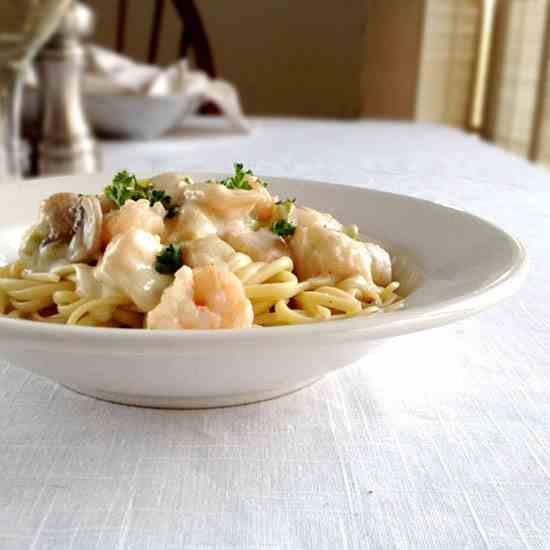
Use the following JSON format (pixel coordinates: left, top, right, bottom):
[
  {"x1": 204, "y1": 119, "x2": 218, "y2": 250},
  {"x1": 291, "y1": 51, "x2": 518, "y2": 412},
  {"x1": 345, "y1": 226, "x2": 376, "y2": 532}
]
[
  {"x1": 104, "y1": 171, "x2": 148, "y2": 208},
  {"x1": 155, "y1": 244, "x2": 183, "y2": 274},
  {"x1": 104, "y1": 170, "x2": 173, "y2": 210},
  {"x1": 219, "y1": 163, "x2": 268, "y2": 190},
  {"x1": 272, "y1": 197, "x2": 296, "y2": 228},
  {"x1": 150, "y1": 189, "x2": 171, "y2": 209},
  {"x1": 270, "y1": 219, "x2": 296, "y2": 238},
  {"x1": 219, "y1": 163, "x2": 252, "y2": 190}
]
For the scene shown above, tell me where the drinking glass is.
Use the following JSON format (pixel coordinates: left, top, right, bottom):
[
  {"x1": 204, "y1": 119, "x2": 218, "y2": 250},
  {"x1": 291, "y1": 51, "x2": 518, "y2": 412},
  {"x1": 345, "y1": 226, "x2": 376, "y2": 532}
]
[{"x1": 0, "y1": 0, "x2": 71, "y2": 181}]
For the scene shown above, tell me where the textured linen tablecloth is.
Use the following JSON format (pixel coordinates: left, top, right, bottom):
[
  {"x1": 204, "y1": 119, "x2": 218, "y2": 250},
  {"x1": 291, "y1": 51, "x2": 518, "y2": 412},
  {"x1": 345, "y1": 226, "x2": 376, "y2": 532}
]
[{"x1": 2, "y1": 117, "x2": 550, "y2": 550}]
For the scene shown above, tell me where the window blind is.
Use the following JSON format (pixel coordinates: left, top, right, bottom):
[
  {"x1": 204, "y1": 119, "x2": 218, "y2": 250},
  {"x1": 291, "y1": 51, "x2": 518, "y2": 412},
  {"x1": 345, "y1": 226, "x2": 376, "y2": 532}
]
[
  {"x1": 416, "y1": 0, "x2": 479, "y2": 127},
  {"x1": 485, "y1": 0, "x2": 548, "y2": 156}
]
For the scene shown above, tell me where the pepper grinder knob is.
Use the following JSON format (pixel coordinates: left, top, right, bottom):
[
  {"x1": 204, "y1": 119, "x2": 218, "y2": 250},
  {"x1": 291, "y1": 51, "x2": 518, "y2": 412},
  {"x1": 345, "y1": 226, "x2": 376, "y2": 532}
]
[{"x1": 37, "y1": 1, "x2": 101, "y2": 175}]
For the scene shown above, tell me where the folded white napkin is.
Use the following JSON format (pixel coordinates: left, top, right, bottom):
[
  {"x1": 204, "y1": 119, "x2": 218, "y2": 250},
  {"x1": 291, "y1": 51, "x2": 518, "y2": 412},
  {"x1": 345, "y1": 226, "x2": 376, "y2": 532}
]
[
  {"x1": 27, "y1": 45, "x2": 250, "y2": 134},
  {"x1": 89, "y1": 46, "x2": 250, "y2": 132}
]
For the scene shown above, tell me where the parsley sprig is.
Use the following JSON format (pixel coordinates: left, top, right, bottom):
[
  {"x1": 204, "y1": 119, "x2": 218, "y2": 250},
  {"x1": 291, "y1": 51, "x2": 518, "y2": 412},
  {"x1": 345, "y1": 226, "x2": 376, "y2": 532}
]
[
  {"x1": 269, "y1": 197, "x2": 297, "y2": 238},
  {"x1": 219, "y1": 163, "x2": 267, "y2": 190},
  {"x1": 270, "y1": 219, "x2": 296, "y2": 238},
  {"x1": 104, "y1": 170, "x2": 172, "y2": 210},
  {"x1": 155, "y1": 244, "x2": 183, "y2": 274}
]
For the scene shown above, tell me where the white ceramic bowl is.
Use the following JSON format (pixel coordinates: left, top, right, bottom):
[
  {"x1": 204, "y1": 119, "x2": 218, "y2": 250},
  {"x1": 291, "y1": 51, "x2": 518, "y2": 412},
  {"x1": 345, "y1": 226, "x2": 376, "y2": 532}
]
[
  {"x1": 0, "y1": 173, "x2": 527, "y2": 408},
  {"x1": 24, "y1": 90, "x2": 190, "y2": 139}
]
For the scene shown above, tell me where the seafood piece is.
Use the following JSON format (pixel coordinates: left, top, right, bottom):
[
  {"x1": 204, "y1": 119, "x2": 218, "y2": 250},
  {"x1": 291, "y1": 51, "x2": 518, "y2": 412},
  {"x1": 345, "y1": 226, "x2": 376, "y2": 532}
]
[
  {"x1": 295, "y1": 206, "x2": 343, "y2": 232},
  {"x1": 184, "y1": 182, "x2": 262, "y2": 223},
  {"x1": 363, "y1": 241, "x2": 392, "y2": 286},
  {"x1": 246, "y1": 175, "x2": 275, "y2": 221},
  {"x1": 20, "y1": 193, "x2": 103, "y2": 269},
  {"x1": 165, "y1": 204, "x2": 217, "y2": 243},
  {"x1": 182, "y1": 235, "x2": 235, "y2": 268},
  {"x1": 95, "y1": 229, "x2": 172, "y2": 312},
  {"x1": 149, "y1": 172, "x2": 191, "y2": 205},
  {"x1": 102, "y1": 199, "x2": 166, "y2": 246},
  {"x1": 224, "y1": 225, "x2": 289, "y2": 263},
  {"x1": 147, "y1": 265, "x2": 253, "y2": 329},
  {"x1": 290, "y1": 224, "x2": 392, "y2": 285}
]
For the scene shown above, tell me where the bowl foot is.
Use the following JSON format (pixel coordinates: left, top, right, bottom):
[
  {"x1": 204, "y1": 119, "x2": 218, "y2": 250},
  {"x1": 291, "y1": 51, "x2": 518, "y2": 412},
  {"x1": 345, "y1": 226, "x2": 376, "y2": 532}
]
[{"x1": 62, "y1": 376, "x2": 324, "y2": 409}]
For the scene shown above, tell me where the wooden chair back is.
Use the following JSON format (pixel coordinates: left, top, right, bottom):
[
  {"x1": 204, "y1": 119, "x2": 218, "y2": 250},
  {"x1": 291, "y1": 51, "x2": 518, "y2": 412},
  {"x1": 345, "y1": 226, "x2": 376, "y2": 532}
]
[{"x1": 95, "y1": 0, "x2": 216, "y2": 76}]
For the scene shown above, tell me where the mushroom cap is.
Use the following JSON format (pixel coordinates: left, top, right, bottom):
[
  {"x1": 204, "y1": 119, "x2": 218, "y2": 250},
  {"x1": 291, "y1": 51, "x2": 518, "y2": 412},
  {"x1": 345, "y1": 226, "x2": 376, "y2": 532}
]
[
  {"x1": 68, "y1": 196, "x2": 103, "y2": 262},
  {"x1": 41, "y1": 193, "x2": 80, "y2": 243}
]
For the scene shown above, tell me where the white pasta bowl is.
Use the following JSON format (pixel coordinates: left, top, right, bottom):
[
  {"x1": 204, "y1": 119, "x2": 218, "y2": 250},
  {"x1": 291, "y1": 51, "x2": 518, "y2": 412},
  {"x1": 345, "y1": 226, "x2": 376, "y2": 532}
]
[
  {"x1": 24, "y1": 89, "x2": 189, "y2": 139},
  {"x1": 0, "y1": 173, "x2": 527, "y2": 408}
]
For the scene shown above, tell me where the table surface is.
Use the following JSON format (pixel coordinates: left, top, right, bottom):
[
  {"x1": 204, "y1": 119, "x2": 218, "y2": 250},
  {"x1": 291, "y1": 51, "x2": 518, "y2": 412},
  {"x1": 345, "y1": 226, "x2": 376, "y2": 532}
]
[{"x1": 2, "y1": 117, "x2": 550, "y2": 549}]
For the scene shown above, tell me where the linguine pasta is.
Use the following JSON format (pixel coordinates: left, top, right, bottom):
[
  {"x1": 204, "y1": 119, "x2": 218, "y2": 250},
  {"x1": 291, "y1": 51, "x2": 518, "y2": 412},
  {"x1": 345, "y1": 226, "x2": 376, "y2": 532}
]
[{"x1": 0, "y1": 254, "x2": 403, "y2": 327}]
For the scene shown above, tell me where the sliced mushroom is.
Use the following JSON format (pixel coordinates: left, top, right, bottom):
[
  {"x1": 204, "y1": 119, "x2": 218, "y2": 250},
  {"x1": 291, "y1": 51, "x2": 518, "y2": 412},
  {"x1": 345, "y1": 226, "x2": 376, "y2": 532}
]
[
  {"x1": 68, "y1": 196, "x2": 103, "y2": 262},
  {"x1": 38, "y1": 192, "x2": 103, "y2": 264},
  {"x1": 41, "y1": 192, "x2": 80, "y2": 243}
]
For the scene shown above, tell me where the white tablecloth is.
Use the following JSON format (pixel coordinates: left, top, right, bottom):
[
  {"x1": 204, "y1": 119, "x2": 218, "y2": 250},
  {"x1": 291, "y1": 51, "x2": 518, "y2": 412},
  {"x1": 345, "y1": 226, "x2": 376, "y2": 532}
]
[{"x1": 2, "y1": 117, "x2": 550, "y2": 549}]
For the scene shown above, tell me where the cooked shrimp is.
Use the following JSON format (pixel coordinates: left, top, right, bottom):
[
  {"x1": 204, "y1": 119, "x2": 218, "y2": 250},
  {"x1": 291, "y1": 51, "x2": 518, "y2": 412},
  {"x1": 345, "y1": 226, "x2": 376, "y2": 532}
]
[
  {"x1": 182, "y1": 235, "x2": 236, "y2": 268},
  {"x1": 165, "y1": 204, "x2": 217, "y2": 243},
  {"x1": 183, "y1": 182, "x2": 262, "y2": 223},
  {"x1": 102, "y1": 199, "x2": 166, "y2": 246},
  {"x1": 223, "y1": 224, "x2": 289, "y2": 263},
  {"x1": 246, "y1": 175, "x2": 275, "y2": 221},
  {"x1": 147, "y1": 265, "x2": 253, "y2": 330},
  {"x1": 149, "y1": 172, "x2": 190, "y2": 205}
]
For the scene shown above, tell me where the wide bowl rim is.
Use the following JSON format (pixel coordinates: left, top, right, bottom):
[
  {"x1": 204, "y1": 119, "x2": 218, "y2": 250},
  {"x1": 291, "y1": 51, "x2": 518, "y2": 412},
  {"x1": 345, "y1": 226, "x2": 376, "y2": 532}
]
[{"x1": 0, "y1": 172, "x2": 528, "y2": 350}]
